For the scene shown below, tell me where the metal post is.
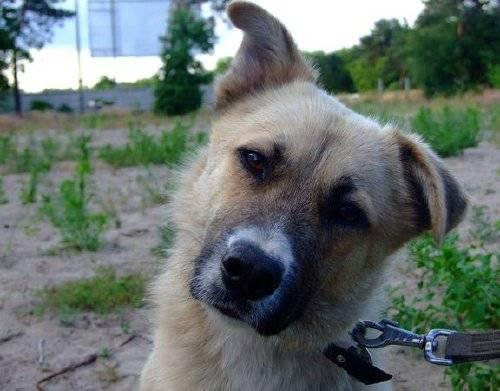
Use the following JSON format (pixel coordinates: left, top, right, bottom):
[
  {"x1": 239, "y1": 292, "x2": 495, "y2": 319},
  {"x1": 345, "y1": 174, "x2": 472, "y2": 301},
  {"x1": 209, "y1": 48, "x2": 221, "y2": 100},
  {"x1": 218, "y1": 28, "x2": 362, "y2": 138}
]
[
  {"x1": 75, "y1": 0, "x2": 84, "y2": 114},
  {"x1": 110, "y1": 0, "x2": 117, "y2": 57}
]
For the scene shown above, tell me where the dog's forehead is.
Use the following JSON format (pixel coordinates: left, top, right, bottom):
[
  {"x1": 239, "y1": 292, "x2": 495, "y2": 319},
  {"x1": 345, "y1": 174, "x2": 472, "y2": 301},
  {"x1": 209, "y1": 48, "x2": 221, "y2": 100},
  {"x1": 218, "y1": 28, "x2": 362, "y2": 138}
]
[{"x1": 215, "y1": 83, "x2": 388, "y2": 183}]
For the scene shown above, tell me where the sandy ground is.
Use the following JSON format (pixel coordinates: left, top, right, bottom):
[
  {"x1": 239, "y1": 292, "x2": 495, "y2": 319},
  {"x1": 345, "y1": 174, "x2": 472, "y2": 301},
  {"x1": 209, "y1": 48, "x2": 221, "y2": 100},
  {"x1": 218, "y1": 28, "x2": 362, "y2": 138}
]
[{"x1": 0, "y1": 125, "x2": 498, "y2": 391}]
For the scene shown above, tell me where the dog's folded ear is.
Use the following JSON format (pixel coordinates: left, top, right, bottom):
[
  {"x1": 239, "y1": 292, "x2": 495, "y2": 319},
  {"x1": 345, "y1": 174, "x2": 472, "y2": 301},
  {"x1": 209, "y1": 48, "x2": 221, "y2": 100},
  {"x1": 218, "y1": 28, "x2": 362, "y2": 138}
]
[
  {"x1": 395, "y1": 132, "x2": 468, "y2": 244},
  {"x1": 215, "y1": 1, "x2": 317, "y2": 110}
]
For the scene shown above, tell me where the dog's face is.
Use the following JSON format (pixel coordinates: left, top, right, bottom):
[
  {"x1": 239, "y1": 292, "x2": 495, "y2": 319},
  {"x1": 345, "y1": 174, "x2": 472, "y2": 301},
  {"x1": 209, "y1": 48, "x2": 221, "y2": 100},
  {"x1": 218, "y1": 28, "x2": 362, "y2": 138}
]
[{"x1": 190, "y1": 2, "x2": 466, "y2": 337}]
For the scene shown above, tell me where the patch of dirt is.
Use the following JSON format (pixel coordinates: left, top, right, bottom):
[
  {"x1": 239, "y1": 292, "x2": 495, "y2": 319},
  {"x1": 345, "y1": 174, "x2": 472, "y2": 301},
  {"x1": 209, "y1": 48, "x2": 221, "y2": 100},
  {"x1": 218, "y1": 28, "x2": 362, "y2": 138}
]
[{"x1": 0, "y1": 128, "x2": 498, "y2": 390}]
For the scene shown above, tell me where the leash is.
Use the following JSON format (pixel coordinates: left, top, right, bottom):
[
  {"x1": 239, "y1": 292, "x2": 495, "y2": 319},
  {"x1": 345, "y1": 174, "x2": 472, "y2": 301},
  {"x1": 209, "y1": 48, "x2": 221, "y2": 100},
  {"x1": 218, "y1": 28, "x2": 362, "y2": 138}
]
[{"x1": 322, "y1": 319, "x2": 500, "y2": 385}]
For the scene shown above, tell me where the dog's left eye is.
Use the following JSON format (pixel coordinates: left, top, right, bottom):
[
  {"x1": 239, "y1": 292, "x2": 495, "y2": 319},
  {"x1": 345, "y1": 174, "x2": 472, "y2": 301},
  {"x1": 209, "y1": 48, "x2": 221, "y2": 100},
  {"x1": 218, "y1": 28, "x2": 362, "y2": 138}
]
[
  {"x1": 240, "y1": 149, "x2": 267, "y2": 179},
  {"x1": 333, "y1": 203, "x2": 368, "y2": 227}
]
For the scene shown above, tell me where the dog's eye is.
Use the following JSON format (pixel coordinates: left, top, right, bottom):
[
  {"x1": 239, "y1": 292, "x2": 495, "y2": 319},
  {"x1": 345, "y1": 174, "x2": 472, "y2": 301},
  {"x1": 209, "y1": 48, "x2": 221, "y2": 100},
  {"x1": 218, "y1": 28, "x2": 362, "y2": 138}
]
[
  {"x1": 334, "y1": 203, "x2": 368, "y2": 227},
  {"x1": 240, "y1": 149, "x2": 266, "y2": 179}
]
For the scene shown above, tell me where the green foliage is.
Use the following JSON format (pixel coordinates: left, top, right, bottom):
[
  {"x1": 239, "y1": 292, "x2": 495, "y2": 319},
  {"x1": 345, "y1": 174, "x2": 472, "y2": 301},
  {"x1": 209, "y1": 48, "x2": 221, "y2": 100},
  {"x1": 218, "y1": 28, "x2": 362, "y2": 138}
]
[
  {"x1": 347, "y1": 57, "x2": 380, "y2": 92},
  {"x1": 487, "y1": 64, "x2": 500, "y2": 88},
  {"x1": 389, "y1": 222, "x2": 499, "y2": 390},
  {"x1": 99, "y1": 122, "x2": 205, "y2": 168},
  {"x1": 37, "y1": 266, "x2": 145, "y2": 315},
  {"x1": 20, "y1": 167, "x2": 41, "y2": 204},
  {"x1": 81, "y1": 113, "x2": 107, "y2": 130},
  {"x1": 57, "y1": 103, "x2": 73, "y2": 113},
  {"x1": 0, "y1": 1, "x2": 74, "y2": 111},
  {"x1": 15, "y1": 137, "x2": 62, "y2": 203},
  {"x1": 305, "y1": 51, "x2": 354, "y2": 93},
  {"x1": 213, "y1": 56, "x2": 232, "y2": 75},
  {"x1": 154, "y1": 7, "x2": 215, "y2": 115},
  {"x1": 335, "y1": 19, "x2": 409, "y2": 92},
  {"x1": 0, "y1": 134, "x2": 13, "y2": 164},
  {"x1": 30, "y1": 99, "x2": 53, "y2": 111},
  {"x1": 411, "y1": 107, "x2": 480, "y2": 157},
  {"x1": 41, "y1": 136, "x2": 108, "y2": 251},
  {"x1": 0, "y1": 177, "x2": 7, "y2": 204},
  {"x1": 407, "y1": 0, "x2": 500, "y2": 96},
  {"x1": 94, "y1": 76, "x2": 117, "y2": 90},
  {"x1": 2, "y1": 135, "x2": 80, "y2": 174}
]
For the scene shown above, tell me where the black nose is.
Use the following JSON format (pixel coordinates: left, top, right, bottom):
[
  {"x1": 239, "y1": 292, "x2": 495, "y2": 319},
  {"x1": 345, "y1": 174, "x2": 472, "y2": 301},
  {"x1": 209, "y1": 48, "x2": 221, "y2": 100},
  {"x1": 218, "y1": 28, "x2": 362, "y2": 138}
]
[{"x1": 221, "y1": 243, "x2": 283, "y2": 301}]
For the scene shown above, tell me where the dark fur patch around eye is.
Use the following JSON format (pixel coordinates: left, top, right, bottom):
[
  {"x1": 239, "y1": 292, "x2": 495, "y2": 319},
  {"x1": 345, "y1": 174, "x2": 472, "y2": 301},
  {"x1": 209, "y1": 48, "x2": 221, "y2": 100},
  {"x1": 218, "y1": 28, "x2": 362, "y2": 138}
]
[
  {"x1": 319, "y1": 177, "x2": 369, "y2": 230},
  {"x1": 236, "y1": 143, "x2": 284, "y2": 182}
]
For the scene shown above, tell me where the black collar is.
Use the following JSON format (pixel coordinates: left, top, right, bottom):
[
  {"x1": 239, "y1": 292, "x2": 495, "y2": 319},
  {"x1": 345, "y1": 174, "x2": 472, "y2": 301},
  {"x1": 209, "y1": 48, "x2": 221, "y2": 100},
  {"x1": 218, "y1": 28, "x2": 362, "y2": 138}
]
[{"x1": 323, "y1": 342, "x2": 392, "y2": 385}]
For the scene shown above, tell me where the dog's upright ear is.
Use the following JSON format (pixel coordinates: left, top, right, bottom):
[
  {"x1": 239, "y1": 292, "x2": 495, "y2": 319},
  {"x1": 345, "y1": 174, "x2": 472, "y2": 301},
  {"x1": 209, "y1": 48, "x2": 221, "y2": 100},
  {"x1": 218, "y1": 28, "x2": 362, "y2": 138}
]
[
  {"x1": 394, "y1": 132, "x2": 468, "y2": 244},
  {"x1": 215, "y1": 1, "x2": 316, "y2": 110}
]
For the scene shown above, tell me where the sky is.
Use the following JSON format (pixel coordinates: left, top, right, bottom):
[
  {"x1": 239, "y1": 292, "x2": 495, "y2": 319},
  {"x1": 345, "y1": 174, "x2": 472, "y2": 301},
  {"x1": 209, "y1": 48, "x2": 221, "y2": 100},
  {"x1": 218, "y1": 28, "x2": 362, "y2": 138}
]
[{"x1": 15, "y1": 0, "x2": 425, "y2": 93}]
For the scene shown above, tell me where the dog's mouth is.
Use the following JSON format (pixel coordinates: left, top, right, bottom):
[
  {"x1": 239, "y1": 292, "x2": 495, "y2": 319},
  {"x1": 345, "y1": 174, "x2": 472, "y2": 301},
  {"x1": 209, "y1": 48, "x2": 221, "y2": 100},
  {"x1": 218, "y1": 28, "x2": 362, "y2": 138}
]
[
  {"x1": 190, "y1": 227, "x2": 316, "y2": 336},
  {"x1": 192, "y1": 275, "x2": 309, "y2": 336}
]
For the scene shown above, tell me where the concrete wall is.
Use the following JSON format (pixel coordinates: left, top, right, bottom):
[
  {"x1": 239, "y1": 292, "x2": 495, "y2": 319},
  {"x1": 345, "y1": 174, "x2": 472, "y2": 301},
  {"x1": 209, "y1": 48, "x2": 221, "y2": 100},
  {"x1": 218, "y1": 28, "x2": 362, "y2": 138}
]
[
  {"x1": 0, "y1": 85, "x2": 214, "y2": 114},
  {"x1": 21, "y1": 88, "x2": 155, "y2": 112}
]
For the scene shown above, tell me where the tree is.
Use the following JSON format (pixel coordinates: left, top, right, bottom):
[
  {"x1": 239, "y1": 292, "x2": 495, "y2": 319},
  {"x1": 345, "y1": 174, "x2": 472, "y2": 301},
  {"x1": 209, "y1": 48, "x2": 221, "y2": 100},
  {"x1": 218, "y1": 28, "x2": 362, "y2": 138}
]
[
  {"x1": 408, "y1": 0, "x2": 500, "y2": 95},
  {"x1": 0, "y1": 30, "x2": 11, "y2": 94},
  {"x1": 349, "y1": 19, "x2": 410, "y2": 91},
  {"x1": 0, "y1": 0, "x2": 74, "y2": 114},
  {"x1": 213, "y1": 56, "x2": 232, "y2": 75},
  {"x1": 94, "y1": 76, "x2": 117, "y2": 90},
  {"x1": 304, "y1": 51, "x2": 354, "y2": 93},
  {"x1": 154, "y1": 6, "x2": 215, "y2": 115}
]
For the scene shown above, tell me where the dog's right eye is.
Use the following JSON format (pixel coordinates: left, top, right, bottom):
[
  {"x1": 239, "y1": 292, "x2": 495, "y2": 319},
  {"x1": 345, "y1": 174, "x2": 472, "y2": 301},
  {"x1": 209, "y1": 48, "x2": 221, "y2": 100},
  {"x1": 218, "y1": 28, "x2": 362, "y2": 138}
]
[{"x1": 239, "y1": 149, "x2": 267, "y2": 179}]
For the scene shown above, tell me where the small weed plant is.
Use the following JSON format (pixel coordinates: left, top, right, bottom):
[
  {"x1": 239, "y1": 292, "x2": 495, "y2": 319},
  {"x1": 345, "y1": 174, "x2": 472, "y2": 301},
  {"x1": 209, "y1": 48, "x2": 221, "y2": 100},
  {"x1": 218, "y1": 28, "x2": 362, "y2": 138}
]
[
  {"x1": 0, "y1": 177, "x2": 7, "y2": 204},
  {"x1": 0, "y1": 135, "x2": 13, "y2": 164},
  {"x1": 37, "y1": 266, "x2": 145, "y2": 315},
  {"x1": 1, "y1": 135, "x2": 79, "y2": 174},
  {"x1": 21, "y1": 167, "x2": 41, "y2": 204},
  {"x1": 41, "y1": 136, "x2": 108, "y2": 251},
  {"x1": 389, "y1": 221, "x2": 499, "y2": 389},
  {"x1": 411, "y1": 107, "x2": 480, "y2": 157},
  {"x1": 99, "y1": 122, "x2": 206, "y2": 168}
]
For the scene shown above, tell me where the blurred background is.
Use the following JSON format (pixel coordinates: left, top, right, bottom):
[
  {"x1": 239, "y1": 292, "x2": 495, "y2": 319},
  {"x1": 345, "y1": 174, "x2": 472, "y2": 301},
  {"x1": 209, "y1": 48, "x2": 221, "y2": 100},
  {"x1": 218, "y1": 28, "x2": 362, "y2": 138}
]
[{"x1": 0, "y1": 1, "x2": 498, "y2": 390}]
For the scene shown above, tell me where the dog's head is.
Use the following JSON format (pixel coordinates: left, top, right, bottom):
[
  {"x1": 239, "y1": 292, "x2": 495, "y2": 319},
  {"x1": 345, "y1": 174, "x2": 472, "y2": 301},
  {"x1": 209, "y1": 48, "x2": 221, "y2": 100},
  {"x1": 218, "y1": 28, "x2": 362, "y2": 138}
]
[{"x1": 190, "y1": 2, "x2": 467, "y2": 337}]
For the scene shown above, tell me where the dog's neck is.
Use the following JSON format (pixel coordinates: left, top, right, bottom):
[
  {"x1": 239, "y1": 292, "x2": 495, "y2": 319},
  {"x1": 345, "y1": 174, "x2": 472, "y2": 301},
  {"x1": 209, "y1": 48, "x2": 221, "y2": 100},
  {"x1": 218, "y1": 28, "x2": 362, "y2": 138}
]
[{"x1": 158, "y1": 282, "x2": 381, "y2": 390}]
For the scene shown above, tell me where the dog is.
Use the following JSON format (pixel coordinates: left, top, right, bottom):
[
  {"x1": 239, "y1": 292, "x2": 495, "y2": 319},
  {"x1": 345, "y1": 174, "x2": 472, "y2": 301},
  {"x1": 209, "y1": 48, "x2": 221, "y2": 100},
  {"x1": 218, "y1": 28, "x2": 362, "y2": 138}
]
[{"x1": 140, "y1": 2, "x2": 467, "y2": 390}]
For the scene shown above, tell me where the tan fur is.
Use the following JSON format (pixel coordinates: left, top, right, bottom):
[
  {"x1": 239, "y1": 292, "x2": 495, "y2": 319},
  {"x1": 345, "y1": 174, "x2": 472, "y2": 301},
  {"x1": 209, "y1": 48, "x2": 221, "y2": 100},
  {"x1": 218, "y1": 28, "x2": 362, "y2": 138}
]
[{"x1": 141, "y1": 2, "x2": 467, "y2": 390}]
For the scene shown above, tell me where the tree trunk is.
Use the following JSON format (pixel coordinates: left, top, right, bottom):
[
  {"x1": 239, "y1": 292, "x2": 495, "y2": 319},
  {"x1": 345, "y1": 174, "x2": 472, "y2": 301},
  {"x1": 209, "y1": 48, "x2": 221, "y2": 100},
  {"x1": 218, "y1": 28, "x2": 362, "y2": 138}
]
[{"x1": 12, "y1": 47, "x2": 22, "y2": 116}]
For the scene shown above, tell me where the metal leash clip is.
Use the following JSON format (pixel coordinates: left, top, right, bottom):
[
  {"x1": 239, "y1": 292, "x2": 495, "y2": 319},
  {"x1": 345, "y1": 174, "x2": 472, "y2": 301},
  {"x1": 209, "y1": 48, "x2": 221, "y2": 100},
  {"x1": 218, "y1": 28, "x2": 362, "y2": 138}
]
[{"x1": 350, "y1": 319, "x2": 456, "y2": 366}]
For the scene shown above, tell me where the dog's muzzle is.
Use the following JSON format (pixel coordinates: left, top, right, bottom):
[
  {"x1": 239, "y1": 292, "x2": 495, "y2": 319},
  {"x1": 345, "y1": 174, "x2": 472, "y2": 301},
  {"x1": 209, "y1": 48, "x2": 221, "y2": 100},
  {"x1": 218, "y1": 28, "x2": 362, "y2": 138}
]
[{"x1": 191, "y1": 226, "x2": 309, "y2": 335}]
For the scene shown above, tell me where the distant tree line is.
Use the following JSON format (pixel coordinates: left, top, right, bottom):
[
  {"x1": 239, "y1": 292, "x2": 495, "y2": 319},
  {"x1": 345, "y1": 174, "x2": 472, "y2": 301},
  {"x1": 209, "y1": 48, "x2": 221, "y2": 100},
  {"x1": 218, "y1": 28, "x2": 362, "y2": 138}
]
[{"x1": 301, "y1": 0, "x2": 500, "y2": 96}]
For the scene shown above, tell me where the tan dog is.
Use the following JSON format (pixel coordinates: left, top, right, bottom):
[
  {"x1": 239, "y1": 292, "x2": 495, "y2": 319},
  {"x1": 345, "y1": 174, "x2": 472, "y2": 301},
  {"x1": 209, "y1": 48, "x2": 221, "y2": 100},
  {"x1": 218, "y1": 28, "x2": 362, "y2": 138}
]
[{"x1": 140, "y1": 2, "x2": 467, "y2": 390}]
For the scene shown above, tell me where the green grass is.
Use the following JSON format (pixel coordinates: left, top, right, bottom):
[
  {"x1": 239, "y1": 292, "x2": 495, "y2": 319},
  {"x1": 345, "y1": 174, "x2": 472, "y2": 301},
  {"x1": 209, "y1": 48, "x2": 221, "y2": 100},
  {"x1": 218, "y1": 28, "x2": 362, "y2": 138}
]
[
  {"x1": 81, "y1": 113, "x2": 108, "y2": 130},
  {"x1": 0, "y1": 133, "x2": 82, "y2": 174},
  {"x1": 20, "y1": 167, "x2": 41, "y2": 204},
  {"x1": 0, "y1": 177, "x2": 7, "y2": 204},
  {"x1": 0, "y1": 135, "x2": 13, "y2": 164},
  {"x1": 411, "y1": 107, "x2": 480, "y2": 157},
  {"x1": 37, "y1": 266, "x2": 145, "y2": 315},
  {"x1": 41, "y1": 136, "x2": 108, "y2": 251},
  {"x1": 99, "y1": 121, "x2": 207, "y2": 168},
  {"x1": 350, "y1": 97, "x2": 489, "y2": 155},
  {"x1": 389, "y1": 213, "x2": 499, "y2": 390}
]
